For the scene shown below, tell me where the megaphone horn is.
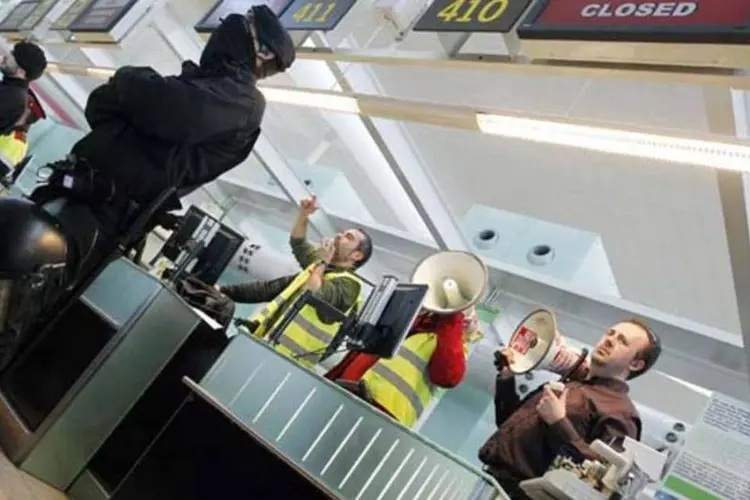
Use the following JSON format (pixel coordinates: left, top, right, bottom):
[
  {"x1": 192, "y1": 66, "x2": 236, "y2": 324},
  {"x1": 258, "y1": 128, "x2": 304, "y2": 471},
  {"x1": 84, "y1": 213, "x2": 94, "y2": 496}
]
[
  {"x1": 506, "y1": 309, "x2": 590, "y2": 378},
  {"x1": 410, "y1": 251, "x2": 488, "y2": 314}
]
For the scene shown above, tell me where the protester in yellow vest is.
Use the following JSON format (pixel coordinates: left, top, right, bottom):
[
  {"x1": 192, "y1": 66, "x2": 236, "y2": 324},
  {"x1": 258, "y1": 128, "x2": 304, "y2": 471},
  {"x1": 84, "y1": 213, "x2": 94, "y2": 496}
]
[
  {"x1": 0, "y1": 130, "x2": 28, "y2": 173},
  {"x1": 219, "y1": 195, "x2": 373, "y2": 367},
  {"x1": 327, "y1": 307, "x2": 482, "y2": 428},
  {"x1": 0, "y1": 88, "x2": 45, "y2": 189}
]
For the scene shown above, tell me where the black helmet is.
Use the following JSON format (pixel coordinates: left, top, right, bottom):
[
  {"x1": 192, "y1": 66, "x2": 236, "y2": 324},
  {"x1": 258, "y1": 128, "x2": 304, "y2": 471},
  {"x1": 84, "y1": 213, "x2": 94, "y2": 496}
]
[
  {"x1": 0, "y1": 198, "x2": 67, "y2": 277},
  {"x1": 250, "y1": 5, "x2": 296, "y2": 72}
]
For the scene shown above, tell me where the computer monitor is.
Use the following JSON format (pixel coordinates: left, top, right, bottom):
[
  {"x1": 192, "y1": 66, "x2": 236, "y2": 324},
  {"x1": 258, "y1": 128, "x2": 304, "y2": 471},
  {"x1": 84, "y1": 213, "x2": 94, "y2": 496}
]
[
  {"x1": 191, "y1": 226, "x2": 244, "y2": 286},
  {"x1": 319, "y1": 277, "x2": 428, "y2": 362},
  {"x1": 351, "y1": 283, "x2": 428, "y2": 358},
  {"x1": 161, "y1": 206, "x2": 207, "y2": 261}
]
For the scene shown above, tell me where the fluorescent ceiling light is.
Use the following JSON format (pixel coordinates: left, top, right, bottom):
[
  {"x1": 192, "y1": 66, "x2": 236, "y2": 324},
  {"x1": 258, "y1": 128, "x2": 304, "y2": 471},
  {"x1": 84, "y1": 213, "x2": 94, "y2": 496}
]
[
  {"x1": 261, "y1": 87, "x2": 360, "y2": 114},
  {"x1": 476, "y1": 113, "x2": 750, "y2": 172}
]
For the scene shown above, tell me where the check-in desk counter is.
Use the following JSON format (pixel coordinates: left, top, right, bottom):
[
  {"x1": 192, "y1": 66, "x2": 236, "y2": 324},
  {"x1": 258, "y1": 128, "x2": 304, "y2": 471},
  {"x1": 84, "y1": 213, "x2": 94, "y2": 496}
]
[
  {"x1": 107, "y1": 333, "x2": 509, "y2": 500},
  {"x1": 0, "y1": 258, "x2": 228, "y2": 495}
]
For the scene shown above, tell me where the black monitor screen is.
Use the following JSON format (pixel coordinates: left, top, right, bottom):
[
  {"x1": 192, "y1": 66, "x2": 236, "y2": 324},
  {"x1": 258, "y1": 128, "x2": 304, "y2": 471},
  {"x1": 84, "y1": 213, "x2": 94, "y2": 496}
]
[
  {"x1": 161, "y1": 207, "x2": 207, "y2": 261},
  {"x1": 191, "y1": 226, "x2": 244, "y2": 286},
  {"x1": 355, "y1": 284, "x2": 428, "y2": 359}
]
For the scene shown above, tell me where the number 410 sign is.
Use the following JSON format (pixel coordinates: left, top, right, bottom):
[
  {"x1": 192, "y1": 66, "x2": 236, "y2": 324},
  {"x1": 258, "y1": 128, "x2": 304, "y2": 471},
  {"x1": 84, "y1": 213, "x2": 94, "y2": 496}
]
[{"x1": 414, "y1": 0, "x2": 533, "y2": 33}]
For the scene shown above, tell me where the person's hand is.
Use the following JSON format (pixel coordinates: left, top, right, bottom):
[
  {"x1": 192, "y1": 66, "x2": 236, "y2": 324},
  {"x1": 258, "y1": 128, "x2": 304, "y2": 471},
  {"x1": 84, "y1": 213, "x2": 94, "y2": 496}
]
[
  {"x1": 493, "y1": 348, "x2": 516, "y2": 380},
  {"x1": 304, "y1": 264, "x2": 325, "y2": 291},
  {"x1": 317, "y1": 238, "x2": 335, "y2": 263},
  {"x1": 536, "y1": 386, "x2": 568, "y2": 425},
  {"x1": 299, "y1": 195, "x2": 318, "y2": 217}
]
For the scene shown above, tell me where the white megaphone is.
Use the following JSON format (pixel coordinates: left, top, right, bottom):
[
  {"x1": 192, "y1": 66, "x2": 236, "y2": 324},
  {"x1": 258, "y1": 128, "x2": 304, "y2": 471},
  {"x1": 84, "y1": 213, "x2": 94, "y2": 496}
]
[
  {"x1": 410, "y1": 251, "x2": 488, "y2": 314},
  {"x1": 506, "y1": 309, "x2": 590, "y2": 378}
]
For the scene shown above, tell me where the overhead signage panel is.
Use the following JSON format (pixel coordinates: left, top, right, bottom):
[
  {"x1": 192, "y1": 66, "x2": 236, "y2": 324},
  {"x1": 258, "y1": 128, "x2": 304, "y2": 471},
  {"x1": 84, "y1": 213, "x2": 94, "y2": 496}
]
[
  {"x1": 413, "y1": 0, "x2": 534, "y2": 33},
  {"x1": 279, "y1": 0, "x2": 356, "y2": 31},
  {"x1": 0, "y1": 1, "x2": 40, "y2": 33},
  {"x1": 18, "y1": 0, "x2": 58, "y2": 32},
  {"x1": 195, "y1": 0, "x2": 293, "y2": 34},
  {"x1": 519, "y1": 0, "x2": 750, "y2": 43},
  {"x1": 51, "y1": 0, "x2": 97, "y2": 31},
  {"x1": 67, "y1": 0, "x2": 138, "y2": 33}
]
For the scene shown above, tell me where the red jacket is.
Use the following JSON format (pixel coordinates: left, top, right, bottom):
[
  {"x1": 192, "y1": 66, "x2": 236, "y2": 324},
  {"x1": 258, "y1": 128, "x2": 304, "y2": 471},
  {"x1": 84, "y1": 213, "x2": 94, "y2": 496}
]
[{"x1": 324, "y1": 311, "x2": 467, "y2": 388}]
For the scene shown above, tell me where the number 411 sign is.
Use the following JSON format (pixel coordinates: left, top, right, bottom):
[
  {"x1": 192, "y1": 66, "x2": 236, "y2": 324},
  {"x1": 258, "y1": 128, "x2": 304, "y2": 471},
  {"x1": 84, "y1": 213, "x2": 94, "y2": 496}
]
[
  {"x1": 280, "y1": 0, "x2": 356, "y2": 31},
  {"x1": 414, "y1": 0, "x2": 533, "y2": 33}
]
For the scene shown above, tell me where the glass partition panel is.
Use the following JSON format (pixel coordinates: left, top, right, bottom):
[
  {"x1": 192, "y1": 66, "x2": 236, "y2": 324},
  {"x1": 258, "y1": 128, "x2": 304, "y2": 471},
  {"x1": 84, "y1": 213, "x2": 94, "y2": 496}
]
[
  {"x1": 199, "y1": 334, "x2": 508, "y2": 500},
  {"x1": 13, "y1": 121, "x2": 86, "y2": 196}
]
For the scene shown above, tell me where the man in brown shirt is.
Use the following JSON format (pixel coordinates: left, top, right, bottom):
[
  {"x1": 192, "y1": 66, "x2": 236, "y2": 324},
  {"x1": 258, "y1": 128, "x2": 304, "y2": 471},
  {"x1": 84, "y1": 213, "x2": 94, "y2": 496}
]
[{"x1": 479, "y1": 319, "x2": 662, "y2": 499}]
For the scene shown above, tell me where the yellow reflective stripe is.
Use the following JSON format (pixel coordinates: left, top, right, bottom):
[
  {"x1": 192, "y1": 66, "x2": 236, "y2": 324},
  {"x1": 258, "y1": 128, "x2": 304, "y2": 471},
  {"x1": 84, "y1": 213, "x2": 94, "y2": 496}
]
[
  {"x1": 275, "y1": 339, "x2": 319, "y2": 367},
  {"x1": 290, "y1": 313, "x2": 335, "y2": 343},
  {"x1": 370, "y1": 363, "x2": 429, "y2": 418},
  {"x1": 276, "y1": 335, "x2": 309, "y2": 358},
  {"x1": 397, "y1": 346, "x2": 429, "y2": 373}
]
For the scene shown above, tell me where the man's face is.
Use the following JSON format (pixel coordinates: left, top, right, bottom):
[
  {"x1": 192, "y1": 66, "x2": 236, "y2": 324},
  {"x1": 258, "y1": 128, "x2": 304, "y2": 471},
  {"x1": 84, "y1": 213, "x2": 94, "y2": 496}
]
[
  {"x1": 591, "y1": 322, "x2": 650, "y2": 376},
  {"x1": 247, "y1": 18, "x2": 278, "y2": 79},
  {"x1": 334, "y1": 228, "x2": 364, "y2": 264}
]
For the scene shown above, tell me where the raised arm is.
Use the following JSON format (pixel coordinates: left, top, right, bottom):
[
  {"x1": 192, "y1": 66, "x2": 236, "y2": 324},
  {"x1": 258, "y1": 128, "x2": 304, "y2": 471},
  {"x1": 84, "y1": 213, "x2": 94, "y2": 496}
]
[{"x1": 289, "y1": 196, "x2": 321, "y2": 268}]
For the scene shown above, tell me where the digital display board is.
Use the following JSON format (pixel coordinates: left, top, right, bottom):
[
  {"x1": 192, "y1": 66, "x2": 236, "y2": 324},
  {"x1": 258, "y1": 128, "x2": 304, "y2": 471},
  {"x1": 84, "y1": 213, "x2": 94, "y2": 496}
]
[
  {"x1": 67, "y1": 0, "x2": 137, "y2": 32},
  {"x1": 17, "y1": 0, "x2": 57, "y2": 31},
  {"x1": 519, "y1": 0, "x2": 750, "y2": 43},
  {"x1": 195, "y1": 0, "x2": 293, "y2": 33},
  {"x1": 279, "y1": 0, "x2": 356, "y2": 31},
  {"x1": 51, "y1": 0, "x2": 97, "y2": 31},
  {"x1": 414, "y1": 0, "x2": 533, "y2": 33},
  {"x1": 0, "y1": 1, "x2": 40, "y2": 32}
]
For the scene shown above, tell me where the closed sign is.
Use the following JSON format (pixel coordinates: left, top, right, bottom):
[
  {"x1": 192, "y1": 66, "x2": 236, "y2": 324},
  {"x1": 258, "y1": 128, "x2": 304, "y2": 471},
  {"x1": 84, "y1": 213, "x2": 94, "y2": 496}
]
[
  {"x1": 519, "y1": 0, "x2": 750, "y2": 41},
  {"x1": 535, "y1": 1, "x2": 750, "y2": 26}
]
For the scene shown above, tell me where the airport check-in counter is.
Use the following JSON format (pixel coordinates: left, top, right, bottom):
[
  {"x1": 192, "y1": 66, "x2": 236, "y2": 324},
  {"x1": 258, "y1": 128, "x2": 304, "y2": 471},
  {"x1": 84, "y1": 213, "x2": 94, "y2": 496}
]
[
  {"x1": 0, "y1": 258, "x2": 228, "y2": 496},
  {"x1": 106, "y1": 332, "x2": 508, "y2": 500}
]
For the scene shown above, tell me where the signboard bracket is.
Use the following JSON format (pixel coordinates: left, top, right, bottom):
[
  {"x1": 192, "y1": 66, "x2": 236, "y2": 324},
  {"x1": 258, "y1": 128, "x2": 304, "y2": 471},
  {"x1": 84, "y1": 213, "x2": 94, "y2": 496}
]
[
  {"x1": 291, "y1": 31, "x2": 312, "y2": 48},
  {"x1": 437, "y1": 32, "x2": 470, "y2": 56}
]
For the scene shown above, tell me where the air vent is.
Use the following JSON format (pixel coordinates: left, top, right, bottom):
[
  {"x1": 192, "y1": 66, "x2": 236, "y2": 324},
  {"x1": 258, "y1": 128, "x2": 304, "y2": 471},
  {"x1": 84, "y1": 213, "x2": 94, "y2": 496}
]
[
  {"x1": 527, "y1": 244, "x2": 554, "y2": 266},
  {"x1": 473, "y1": 229, "x2": 498, "y2": 250}
]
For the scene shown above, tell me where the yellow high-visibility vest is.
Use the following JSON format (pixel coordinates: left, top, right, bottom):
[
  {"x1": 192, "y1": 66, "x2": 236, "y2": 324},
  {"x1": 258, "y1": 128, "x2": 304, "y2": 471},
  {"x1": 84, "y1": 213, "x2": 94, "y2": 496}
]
[
  {"x1": 362, "y1": 332, "x2": 468, "y2": 428},
  {"x1": 0, "y1": 131, "x2": 28, "y2": 171},
  {"x1": 249, "y1": 262, "x2": 363, "y2": 368}
]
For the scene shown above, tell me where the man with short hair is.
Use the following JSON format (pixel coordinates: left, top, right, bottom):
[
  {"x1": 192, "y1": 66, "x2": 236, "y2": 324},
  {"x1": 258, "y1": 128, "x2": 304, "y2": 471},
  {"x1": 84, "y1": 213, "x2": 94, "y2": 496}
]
[
  {"x1": 220, "y1": 196, "x2": 373, "y2": 367},
  {"x1": 0, "y1": 88, "x2": 46, "y2": 184},
  {"x1": 479, "y1": 319, "x2": 662, "y2": 499},
  {"x1": 0, "y1": 40, "x2": 47, "y2": 136}
]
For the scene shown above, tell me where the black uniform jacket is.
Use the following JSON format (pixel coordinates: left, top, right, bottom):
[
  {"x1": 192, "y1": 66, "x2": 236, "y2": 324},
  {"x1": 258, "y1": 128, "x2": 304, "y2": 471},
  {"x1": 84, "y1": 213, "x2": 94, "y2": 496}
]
[
  {"x1": 0, "y1": 75, "x2": 29, "y2": 136},
  {"x1": 69, "y1": 13, "x2": 265, "y2": 212}
]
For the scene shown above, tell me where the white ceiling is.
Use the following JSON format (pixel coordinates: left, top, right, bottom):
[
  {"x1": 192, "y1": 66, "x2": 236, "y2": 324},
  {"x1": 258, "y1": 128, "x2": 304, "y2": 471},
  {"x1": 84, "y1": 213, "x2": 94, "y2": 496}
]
[{"x1": 24, "y1": 0, "x2": 750, "y2": 397}]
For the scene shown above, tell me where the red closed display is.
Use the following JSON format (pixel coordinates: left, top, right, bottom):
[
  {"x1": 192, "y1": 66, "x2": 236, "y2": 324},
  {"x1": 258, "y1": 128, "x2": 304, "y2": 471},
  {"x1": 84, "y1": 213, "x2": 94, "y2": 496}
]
[{"x1": 534, "y1": 0, "x2": 750, "y2": 27}]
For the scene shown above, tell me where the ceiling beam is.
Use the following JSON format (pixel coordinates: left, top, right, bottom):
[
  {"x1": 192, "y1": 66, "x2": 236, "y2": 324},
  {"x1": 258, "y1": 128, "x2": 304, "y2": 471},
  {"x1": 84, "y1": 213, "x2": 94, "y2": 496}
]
[
  {"x1": 294, "y1": 47, "x2": 750, "y2": 89},
  {"x1": 46, "y1": 61, "x2": 750, "y2": 150}
]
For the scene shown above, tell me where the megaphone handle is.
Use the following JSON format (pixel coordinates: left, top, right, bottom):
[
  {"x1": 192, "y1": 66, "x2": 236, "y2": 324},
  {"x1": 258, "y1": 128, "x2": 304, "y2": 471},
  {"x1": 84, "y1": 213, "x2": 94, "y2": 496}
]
[{"x1": 560, "y1": 348, "x2": 589, "y2": 383}]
